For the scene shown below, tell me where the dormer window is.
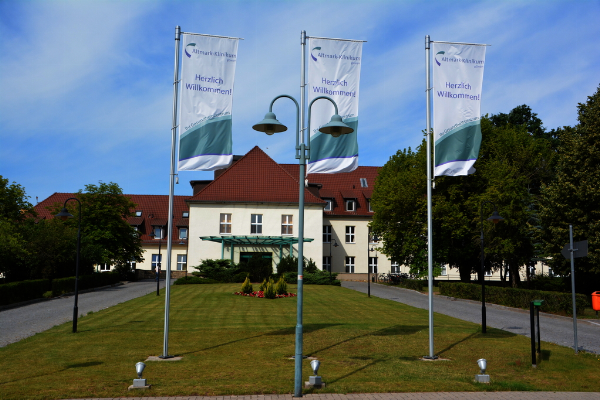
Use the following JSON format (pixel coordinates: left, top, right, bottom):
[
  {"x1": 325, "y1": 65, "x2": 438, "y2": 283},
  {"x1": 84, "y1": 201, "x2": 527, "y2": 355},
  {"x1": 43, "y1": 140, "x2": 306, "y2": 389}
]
[
  {"x1": 345, "y1": 199, "x2": 355, "y2": 212},
  {"x1": 324, "y1": 199, "x2": 333, "y2": 211},
  {"x1": 135, "y1": 210, "x2": 142, "y2": 217}
]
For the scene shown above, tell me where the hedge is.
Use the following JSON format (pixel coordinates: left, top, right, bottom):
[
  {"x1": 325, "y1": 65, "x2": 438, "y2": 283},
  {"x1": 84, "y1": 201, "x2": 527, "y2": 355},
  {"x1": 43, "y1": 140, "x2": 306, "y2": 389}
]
[
  {"x1": 439, "y1": 282, "x2": 590, "y2": 316},
  {"x1": 0, "y1": 279, "x2": 51, "y2": 306},
  {"x1": 283, "y1": 272, "x2": 341, "y2": 286},
  {"x1": 173, "y1": 276, "x2": 219, "y2": 285},
  {"x1": 51, "y1": 271, "x2": 121, "y2": 296}
]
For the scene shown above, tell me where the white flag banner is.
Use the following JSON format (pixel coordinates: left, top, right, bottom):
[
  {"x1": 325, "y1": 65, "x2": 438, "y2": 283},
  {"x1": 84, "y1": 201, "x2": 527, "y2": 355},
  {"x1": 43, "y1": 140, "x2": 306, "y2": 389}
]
[
  {"x1": 178, "y1": 34, "x2": 239, "y2": 171},
  {"x1": 307, "y1": 38, "x2": 362, "y2": 174},
  {"x1": 433, "y1": 42, "x2": 486, "y2": 176}
]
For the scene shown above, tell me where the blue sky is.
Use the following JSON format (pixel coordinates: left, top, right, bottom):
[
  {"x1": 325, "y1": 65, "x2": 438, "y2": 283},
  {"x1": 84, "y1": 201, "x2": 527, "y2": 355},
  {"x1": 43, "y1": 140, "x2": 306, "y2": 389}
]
[{"x1": 1, "y1": 0, "x2": 599, "y2": 203}]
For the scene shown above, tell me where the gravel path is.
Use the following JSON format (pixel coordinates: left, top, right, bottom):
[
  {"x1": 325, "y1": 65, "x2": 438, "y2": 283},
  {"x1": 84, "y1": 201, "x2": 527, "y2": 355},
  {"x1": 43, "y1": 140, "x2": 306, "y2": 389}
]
[
  {"x1": 0, "y1": 279, "x2": 167, "y2": 347},
  {"x1": 341, "y1": 281, "x2": 600, "y2": 354}
]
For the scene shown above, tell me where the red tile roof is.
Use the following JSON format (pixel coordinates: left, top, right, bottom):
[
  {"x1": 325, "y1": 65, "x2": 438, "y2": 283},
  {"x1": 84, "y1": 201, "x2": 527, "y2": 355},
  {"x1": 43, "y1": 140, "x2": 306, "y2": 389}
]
[
  {"x1": 282, "y1": 163, "x2": 380, "y2": 217},
  {"x1": 34, "y1": 193, "x2": 191, "y2": 244},
  {"x1": 188, "y1": 146, "x2": 325, "y2": 205}
]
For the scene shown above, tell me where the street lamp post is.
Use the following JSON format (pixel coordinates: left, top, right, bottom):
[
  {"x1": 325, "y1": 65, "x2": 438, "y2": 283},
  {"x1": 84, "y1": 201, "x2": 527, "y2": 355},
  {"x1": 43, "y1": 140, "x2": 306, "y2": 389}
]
[
  {"x1": 149, "y1": 227, "x2": 163, "y2": 296},
  {"x1": 253, "y1": 94, "x2": 352, "y2": 397},
  {"x1": 367, "y1": 234, "x2": 379, "y2": 297},
  {"x1": 480, "y1": 201, "x2": 504, "y2": 333},
  {"x1": 55, "y1": 198, "x2": 82, "y2": 333},
  {"x1": 329, "y1": 238, "x2": 338, "y2": 280}
]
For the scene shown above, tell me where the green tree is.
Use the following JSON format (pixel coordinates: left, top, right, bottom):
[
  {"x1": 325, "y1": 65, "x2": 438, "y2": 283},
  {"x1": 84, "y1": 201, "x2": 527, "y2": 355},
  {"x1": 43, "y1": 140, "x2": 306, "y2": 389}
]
[
  {"x1": 56, "y1": 182, "x2": 144, "y2": 273},
  {"x1": 371, "y1": 106, "x2": 555, "y2": 286},
  {"x1": 540, "y1": 85, "x2": 600, "y2": 280}
]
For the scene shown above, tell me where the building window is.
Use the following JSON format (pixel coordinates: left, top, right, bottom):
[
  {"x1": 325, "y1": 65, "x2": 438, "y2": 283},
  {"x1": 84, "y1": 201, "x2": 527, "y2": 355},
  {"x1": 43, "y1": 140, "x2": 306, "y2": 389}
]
[
  {"x1": 323, "y1": 225, "x2": 332, "y2": 243},
  {"x1": 345, "y1": 199, "x2": 356, "y2": 212},
  {"x1": 251, "y1": 214, "x2": 263, "y2": 234},
  {"x1": 135, "y1": 210, "x2": 142, "y2": 217},
  {"x1": 345, "y1": 256, "x2": 355, "y2": 273},
  {"x1": 220, "y1": 213, "x2": 232, "y2": 234},
  {"x1": 368, "y1": 199, "x2": 373, "y2": 212},
  {"x1": 179, "y1": 228, "x2": 188, "y2": 240},
  {"x1": 441, "y1": 265, "x2": 447, "y2": 276},
  {"x1": 128, "y1": 260, "x2": 136, "y2": 270},
  {"x1": 282, "y1": 215, "x2": 293, "y2": 235},
  {"x1": 153, "y1": 227, "x2": 163, "y2": 239},
  {"x1": 345, "y1": 226, "x2": 355, "y2": 243},
  {"x1": 360, "y1": 178, "x2": 368, "y2": 188},
  {"x1": 152, "y1": 254, "x2": 162, "y2": 271},
  {"x1": 323, "y1": 256, "x2": 331, "y2": 272},
  {"x1": 177, "y1": 254, "x2": 187, "y2": 271},
  {"x1": 391, "y1": 261, "x2": 400, "y2": 274},
  {"x1": 485, "y1": 269, "x2": 492, "y2": 277},
  {"x1": 100, "y1": 263, "x2": 110, "y2": 272},
  {"x1": 368, "y1": 257, "x2": 378, "y2": 273},
  {"x1": 324, "y1": 199, "x2": 333, "y2": 211},
  {"x1": 182, "y1": 211, "x2": 189, "y2": 218}
]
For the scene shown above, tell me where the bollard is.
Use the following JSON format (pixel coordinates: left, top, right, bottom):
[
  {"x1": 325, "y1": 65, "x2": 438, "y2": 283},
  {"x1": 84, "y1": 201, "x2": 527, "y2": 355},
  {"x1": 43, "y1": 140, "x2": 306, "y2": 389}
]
[{"x1": 530, "y1": 300, "x2": 544, "y2": 367}]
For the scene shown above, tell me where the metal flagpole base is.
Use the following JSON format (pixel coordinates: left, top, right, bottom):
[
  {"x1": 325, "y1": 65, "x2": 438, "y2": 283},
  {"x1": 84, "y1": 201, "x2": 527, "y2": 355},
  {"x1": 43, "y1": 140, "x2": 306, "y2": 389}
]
[
  {"x1": 422, "y1": 355, "x2": 439, "y2": 360},
  {"x1": 158, "y1": 355, "x2": 175, "y2": 359}
]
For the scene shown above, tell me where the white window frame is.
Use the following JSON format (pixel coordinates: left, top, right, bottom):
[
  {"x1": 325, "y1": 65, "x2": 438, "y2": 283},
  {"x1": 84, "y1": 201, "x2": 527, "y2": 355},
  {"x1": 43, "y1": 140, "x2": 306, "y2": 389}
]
[
  {"x1": 220, "y1": 213, "x2": 232, "y2": 234},
  {"x1": 345, "y1": 226, "x2": 355, "y2": 243},
  {"x1": 323, "y1": 225, "x2": 332, "y2": 243},
  {"x1": 251, "y1": 214, "x2": 263, "y2": 234},
  {"x1": 368, "y1": 199, "x2": 373, "y2": 212},
  {"x1": 282, "y1": 215, "x2": 293, "y2": 235},
  {"x1": 324, "y1": 199, "x2": 333, "y2": 211},
  {"x1": 345, "y1": 199, "x2": 355, "y2": 212},
  {"x1": 177, "y1": 254, "x2": 187, "y2": 271},
  {"x1": 323, "y1": 256, "x2": 331, "y2": 272},
  {"x1": 391, "y1": 261, "x2": 400, "y2": 274},
  {"x1": 179, "y1": 227, "x2": 188, "y2": 240},
  {"x1": 128, "y1": 260, "x2": 136, "y2": 270},
  {"x1": 368, "y1": 257, "x2": 378, "y2": 273},
  {"x1": 100, "y1": 263, "x2": 110, "y2": 272},
  {"x1": 153, "y1": 227, "x2": 163, "y2": 239},
  {"x1": 152, "y1": 254, "x2": 162, "y2": 270},
  {"x1": 441, "y1": 265, "x2": 447, "y2": 276},
  {"x1": 485, "y1": 269, "x2": 492, "y2": 277},
  {"x1": 345, "y1": 256, "x2": 355, "y2": 273}
]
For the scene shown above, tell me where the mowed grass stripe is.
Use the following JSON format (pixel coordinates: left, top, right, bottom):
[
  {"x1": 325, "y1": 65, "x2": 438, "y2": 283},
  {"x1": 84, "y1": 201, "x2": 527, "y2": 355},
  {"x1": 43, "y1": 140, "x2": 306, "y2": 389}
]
[{"x1": 0, "y1": 283, "x2": 598, "y2": 400}]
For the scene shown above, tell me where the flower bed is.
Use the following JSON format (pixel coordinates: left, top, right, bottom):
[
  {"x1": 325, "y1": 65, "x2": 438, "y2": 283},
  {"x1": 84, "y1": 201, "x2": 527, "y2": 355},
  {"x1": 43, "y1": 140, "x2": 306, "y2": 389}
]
[{"x1": 234, "y1": 291, "x2": 297, "y2": 298}]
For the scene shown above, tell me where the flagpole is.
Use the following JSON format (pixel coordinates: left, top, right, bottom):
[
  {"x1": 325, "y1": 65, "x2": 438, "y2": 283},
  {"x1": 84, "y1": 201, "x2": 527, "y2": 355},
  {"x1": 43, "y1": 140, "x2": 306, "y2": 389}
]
[
  {"x1": 161, "y1": 25, "x2": 181, "y2": 359},
  {"x1": 425, "y1": 35, "x2": 437, "y2": 360}
]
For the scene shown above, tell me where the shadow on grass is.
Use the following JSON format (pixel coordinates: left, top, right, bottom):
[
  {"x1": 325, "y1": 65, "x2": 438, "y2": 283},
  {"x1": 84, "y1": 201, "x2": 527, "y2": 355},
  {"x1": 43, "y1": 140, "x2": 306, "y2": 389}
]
[
  {"x1": 0, "y1": 361, "x2": 103, "y2": 385},
  {"x1": 540, "y1": 349, "x2": 551, "y2": 361},
  {"x1": 305, "y1": 358, "x2": 385, "y2": 390},
  {"x1": 437, "y1": 327, "x2": 517, "y2": 357},
  {"x1": 308, "y1": 325, "x2": 427, "y2": 357}
]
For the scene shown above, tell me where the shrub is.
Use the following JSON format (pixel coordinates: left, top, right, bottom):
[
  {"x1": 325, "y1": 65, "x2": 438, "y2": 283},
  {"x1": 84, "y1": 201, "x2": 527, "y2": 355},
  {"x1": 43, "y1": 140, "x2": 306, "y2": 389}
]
[
  {"x1": 283, "y1": 271, "x2": 341, "y2": 286},
  {"x1": 263, "y1": 280, "x2": 276, "y2": 299},
  {"x1": 439, "y1": 282, "x2": 590, "y2": 315},
  {"x1": 0, "y1": 279, "x2": 52, "y2": 306},
  {"x1": 240, "y1": 255, "x2": 273, "y2": 282},
  {"x1": 275, "y1": 276, "x2": 288, "y2": 295},
  {"x1": 259, "y1": 278, "x2": 268, "y2": 292},
  {"x1": 193, "y1": 259, "x2": 240, "y2": 282},
  {"x1": 401, "y1": 279, "x2": 424, "y2": 291},
  {"x1": 277, "y1": 256, "x2": 318, "y2": 274},
  {"x1": 241, "y1": 276, "x2": 253, "y2": 294},
  {"x1": 173, "y1": 276, "x2": 218, "y2": 285}
]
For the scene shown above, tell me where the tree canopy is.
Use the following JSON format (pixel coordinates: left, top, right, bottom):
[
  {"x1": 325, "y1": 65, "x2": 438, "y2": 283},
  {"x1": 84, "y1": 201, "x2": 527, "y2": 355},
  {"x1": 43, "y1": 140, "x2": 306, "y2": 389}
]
[
  {"x1": 371, "y1": 105, "x2": 555, "y2": 286},
  {"x1": 540, "y1": 84, "x2": 600, "y2": 278}
]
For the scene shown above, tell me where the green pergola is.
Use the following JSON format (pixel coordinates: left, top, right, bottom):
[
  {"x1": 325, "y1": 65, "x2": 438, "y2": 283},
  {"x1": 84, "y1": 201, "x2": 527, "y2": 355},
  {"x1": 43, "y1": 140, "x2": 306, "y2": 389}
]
[{"x1": 200, "y1": 235, "x2": 315, "y2": 262}]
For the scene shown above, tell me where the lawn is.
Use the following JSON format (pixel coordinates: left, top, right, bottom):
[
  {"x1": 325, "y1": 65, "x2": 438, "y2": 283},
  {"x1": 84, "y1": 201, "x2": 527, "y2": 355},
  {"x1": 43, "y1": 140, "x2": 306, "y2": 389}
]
[{"x1": 0, "y1": 283, "x2": 599, "y2": 399}]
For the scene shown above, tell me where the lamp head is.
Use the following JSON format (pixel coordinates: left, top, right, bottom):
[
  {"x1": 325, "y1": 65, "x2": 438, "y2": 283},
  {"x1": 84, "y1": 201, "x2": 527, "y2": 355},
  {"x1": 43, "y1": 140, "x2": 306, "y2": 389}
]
[
  {"x1": 333, "y1": 241, "x2": 339, "y2": 248},
  {"x1": 319, "y1": 114, "x2": 353, "y2": 137},
  {"x1": 487, "y1": 210, "x2": 504, "y2": 224},
  {"x1": 310, "y1": 359, "x2": 320, "y2": 375},
  {"x1": 477, "y1": 358, "x2": 487, "y2": 374},
  {"x1": 55, "y1": 207, "x2": 73, "y2": 221},
  {"x1": 252, "y1": 112, "x2": 287, "y2": 135},
  {"x1": 135, "y1": 362, "x2": 146, "y2": 379}
]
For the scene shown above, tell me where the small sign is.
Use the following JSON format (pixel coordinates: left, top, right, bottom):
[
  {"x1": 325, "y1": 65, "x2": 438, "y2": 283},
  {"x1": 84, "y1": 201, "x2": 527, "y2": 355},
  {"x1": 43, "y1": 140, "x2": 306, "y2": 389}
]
[{"x1": 561, "y1": 240, "x2": 588, "y2": 259}]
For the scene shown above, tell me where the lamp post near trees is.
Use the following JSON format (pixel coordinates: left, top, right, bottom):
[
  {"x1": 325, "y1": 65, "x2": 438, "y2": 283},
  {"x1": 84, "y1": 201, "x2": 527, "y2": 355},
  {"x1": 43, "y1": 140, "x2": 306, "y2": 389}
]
[
  {"x1": 480, "y1": 200, "x2": 504, "y2": 333},
  {"x1": 54, "y1": 197, "x2": 82, "y2": 333},
  {"x1": 149, "y1": 226, "x2": 164, "y2": 296}
]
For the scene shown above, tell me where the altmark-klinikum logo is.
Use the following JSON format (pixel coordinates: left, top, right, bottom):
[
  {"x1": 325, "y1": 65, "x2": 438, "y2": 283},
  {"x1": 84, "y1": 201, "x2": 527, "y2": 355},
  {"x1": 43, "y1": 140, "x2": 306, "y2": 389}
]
[
  {"x1": 435, "y1": 51, "x2": 444, "y2": 66},
  {"x1": 185, "y1": 43, "x2": 196, "y2": 58},
  {"x1": 311, "y1": 47, "x2": 321, "y2": 62}
]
